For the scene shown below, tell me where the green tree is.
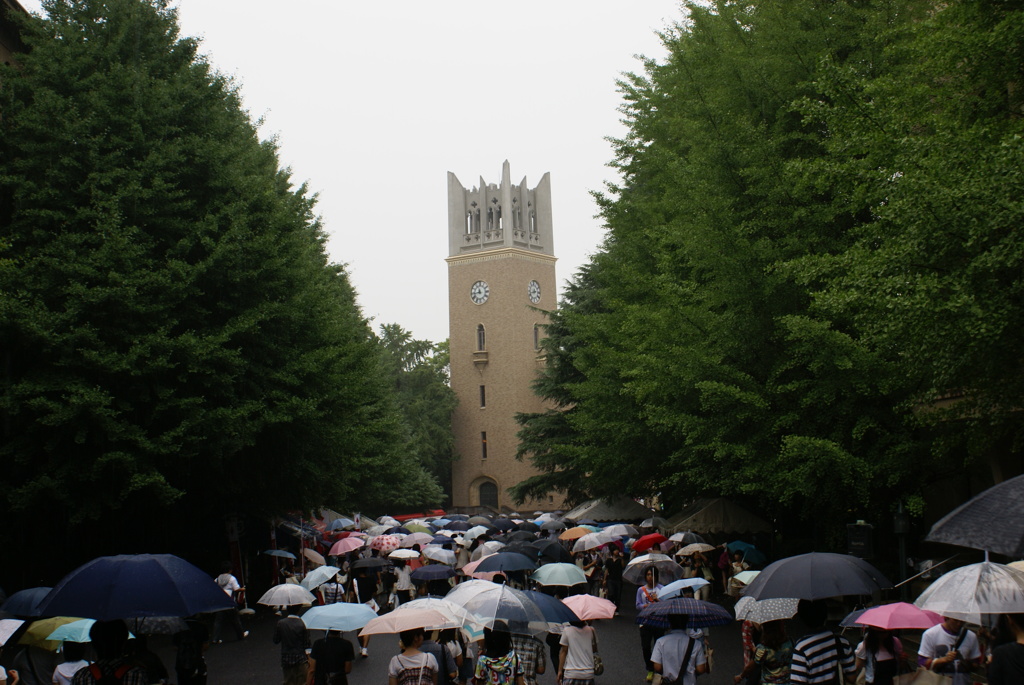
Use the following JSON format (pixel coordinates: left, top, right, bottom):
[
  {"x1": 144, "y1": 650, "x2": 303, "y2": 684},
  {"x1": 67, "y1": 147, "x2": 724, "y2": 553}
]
[
  {"x1": 0, "y1": 0, "x2": 428, "y2": 560},
  {"x1": 376, "y1": 323, "x2": 455, "y2": 504}
]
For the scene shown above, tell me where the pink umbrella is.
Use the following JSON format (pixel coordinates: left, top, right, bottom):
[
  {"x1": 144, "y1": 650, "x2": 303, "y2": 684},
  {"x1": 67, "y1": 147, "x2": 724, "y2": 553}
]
[
  {"x1": 459, "y1": 557, "x2": 502, "y2": 581},
  {"x1": 854, "y1": 602, "x2": 943, "y2": 630},
  {"x1": 562, "y1": 594, "x2": 617, "y2": 621},
  {"x1": 369, "y1": 535, "x2": 401, "y2": 553},
  {"x1": 329, "y1": 537, "x2": 364, "y2": 556}
]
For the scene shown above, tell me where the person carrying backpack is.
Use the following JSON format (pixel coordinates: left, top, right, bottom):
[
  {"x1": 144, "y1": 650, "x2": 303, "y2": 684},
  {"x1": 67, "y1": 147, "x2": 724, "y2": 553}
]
[{"x1": 71, "y1": 621, "x2": 147, "y2": 685}]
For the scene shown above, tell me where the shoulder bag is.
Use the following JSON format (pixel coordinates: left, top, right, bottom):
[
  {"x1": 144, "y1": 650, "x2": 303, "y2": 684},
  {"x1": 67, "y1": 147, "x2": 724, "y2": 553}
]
[{"x1": 592, "y1": 632, "x2": 604, "y2": 675}]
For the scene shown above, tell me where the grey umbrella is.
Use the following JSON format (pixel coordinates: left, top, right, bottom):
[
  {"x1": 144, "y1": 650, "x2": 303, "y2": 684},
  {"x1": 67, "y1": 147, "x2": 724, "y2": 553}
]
[
  {"x1": 926, "y1": 474, "x2": 1024, "y2": 557},
  {"x1": 741, "y1": 552, "x2": 892, "y2": 600}
]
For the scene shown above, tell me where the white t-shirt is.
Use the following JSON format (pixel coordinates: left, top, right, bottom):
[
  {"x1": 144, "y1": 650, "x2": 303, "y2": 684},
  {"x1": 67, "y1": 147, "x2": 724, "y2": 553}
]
[
  {"x1": 919, "y1": 624, "x2": 980, "y2": 685},
  {"x1": 53, "y1": 660, "x2": 90, "y2": 685},
  {"x1": 559, "y1": 625, "x2": 596, "y2": 679},
  {"x1": 651, "y1": 630, "x2": 706, "y2": 685},
  {"x1": 216, "y1": 573, "x2": 241, "y2": 596},
  {"x1": 387, "y1": 652, "x2": 439, "y2": 681}
]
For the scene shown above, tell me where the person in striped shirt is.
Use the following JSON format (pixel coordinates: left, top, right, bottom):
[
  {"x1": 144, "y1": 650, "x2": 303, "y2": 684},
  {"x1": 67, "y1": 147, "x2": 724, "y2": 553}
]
[{"x1": 789, "y1": 600, "x2": 856, "y2": 684}]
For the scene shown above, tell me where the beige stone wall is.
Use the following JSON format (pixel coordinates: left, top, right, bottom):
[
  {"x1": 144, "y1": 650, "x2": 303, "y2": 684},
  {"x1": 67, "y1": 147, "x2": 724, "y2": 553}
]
[{"x1": 448, "y1": 248, "x2": 557, "y2": 512}]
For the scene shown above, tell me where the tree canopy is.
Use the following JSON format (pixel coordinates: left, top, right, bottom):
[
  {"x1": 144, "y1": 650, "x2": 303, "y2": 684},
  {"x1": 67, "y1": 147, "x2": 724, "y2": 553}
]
[{"x1": 516, "y1": 0, "x2": 1022, "y2": 544}]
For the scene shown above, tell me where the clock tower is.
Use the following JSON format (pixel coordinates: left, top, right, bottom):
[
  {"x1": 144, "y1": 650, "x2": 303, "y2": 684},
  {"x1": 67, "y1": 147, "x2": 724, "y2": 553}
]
[{"x1": 447, "y1": 161, "x2": 557, "y2": 512}]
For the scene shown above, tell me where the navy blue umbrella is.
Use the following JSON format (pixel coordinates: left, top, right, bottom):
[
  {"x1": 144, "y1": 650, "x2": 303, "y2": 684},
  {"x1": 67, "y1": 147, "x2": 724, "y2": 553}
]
[
  {"x1": 492, "y1": 519, "x2": 516, "y2": 531},
  {"x1": 521, "y1": 590, "x2": 580, "y2": 625},
  {"x1": 386, "y1": 526, "x2": 412, "y2": 535},
  {"x1": 475, "y1": 552, "x2": 538, "y2": 573},
  {"x1": 430, "y1": 535, "x2": 453, "y2": 545},
  {"x1": 444, "y1": 521, "x2": 470, "y2": 531},
  {"x1": 411, "y1": 565, "x2": 457, "y2": 582},
  {"x1": 1, "y1": 587, "x2": 52, "y2": 617},
  {"x1": 636, "y1": 598, "x2": 733, "y2": 629},
  {"x1": 35, "y1": 554, "x2": 235, "y2": 620}
]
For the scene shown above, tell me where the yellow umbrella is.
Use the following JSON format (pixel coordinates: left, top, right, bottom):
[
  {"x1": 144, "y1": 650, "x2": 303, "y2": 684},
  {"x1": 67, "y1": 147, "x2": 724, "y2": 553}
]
[
  {"x1": 559, "y1": 526, "x2": 592, "y2": 541},
  {"x1": 19, "y1": 616, "x2": 82, "y2": 651},
  {"x1": 406, "y1": 523, "x2": 433, "y2": 535}
]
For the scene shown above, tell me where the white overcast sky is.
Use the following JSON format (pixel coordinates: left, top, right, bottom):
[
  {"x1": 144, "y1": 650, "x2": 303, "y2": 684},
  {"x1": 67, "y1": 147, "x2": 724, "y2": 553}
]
[{"x1": 20, "y1": 1, "x2": 685, "y2": 344}]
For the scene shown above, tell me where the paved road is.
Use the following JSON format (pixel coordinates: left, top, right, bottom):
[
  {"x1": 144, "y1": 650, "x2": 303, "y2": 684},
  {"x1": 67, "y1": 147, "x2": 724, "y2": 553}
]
[{"x1": 149, "y1": 590, "x2": 748, "y2": 685}]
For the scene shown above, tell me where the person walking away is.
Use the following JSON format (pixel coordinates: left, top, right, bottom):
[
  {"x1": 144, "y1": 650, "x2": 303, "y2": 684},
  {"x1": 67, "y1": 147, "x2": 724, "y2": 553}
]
[
  {"x1": 125, "y1": 636, "x2": 167, "y2": 684},
  {"x1": 71, "y1": 621, "x2": 147, "y2": 685},
  {"x1": 213, "y1": 562, "x2": 249, "y2": 643},
  {"x1": 691, "y1": 553, "x2": 714, "y2": 601},
  {"x1": 739, "y1": 620, "x2": 762, "y2": 685},
  {"x1": 789, "y1": 600, "x2": 856, "y2": 684},
  {"x1": 274, "y1": 607, "x2": 311, "y2": 685},
  {"x1": 918, "y1": 615, "x2": 982, "y2": 685},
  {"x1": 307, "y1": 629, "x2": 354, "y2": 685},
  {"x1": 351, "y1": 567, "x2": 378, "y2": 658},
  {"x1": 651, "y1": 614, "x2": 707, "y2": 685},
  {"x1": 733, "y1": 619, "x2": 791, "y2": 684},
  {"x1": 50, "y1": 643, "x2": 88, "y2": 685},
  {"x1": 989, "y1": 613, "x2": 1024, "y2": 684},
  {"x1": 387, "y1": 628, "x2": 438, "y2": 685},
  {"x1": 435, "y1": 630, "x2": 466, "y2": 684},
  {"x1": 509, "y1": 633, "x2": 545, "y2": 685},
  {"x1": 557, "y1": 620, "x2": 596, "y2": 685},
  {"x1": 319, "y1": 575, "x2": 346, "y2": 606},
  {"x1": 854, "y1": 627, "x2": 902, "y2": 685},
  {"x1": 474, "y1": 628, "x2": 523, "y2": 685},
  {"x1": 604, "y1": 548, "x2": 624, "y2": 613},
  {"x1": 420, "y1": 631, "x2": 458, "y2": 685},
  {"x1": 173, "y1": 619, "x2": 209, "y2": 685},
  {"x1": 394, "y1": 561, "x2": 414, "y2": 605},
  {"x1": 637, "y1": 566, "x2": 666, "y2": 682}
]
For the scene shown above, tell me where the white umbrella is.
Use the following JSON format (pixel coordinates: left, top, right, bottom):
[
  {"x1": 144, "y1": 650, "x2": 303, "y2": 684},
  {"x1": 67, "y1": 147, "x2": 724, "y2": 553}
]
[
  {"x1": 572, "y1": 532, "x2": 617, "y2": 552},
  {"x1": 676, "y1": 543, "x2": 716, "y2": 556},
  {"x1": 734, "y1": 596, "x2": 800, "y2": 624},
  {"x1": 402, "y1": 597, "x2": 487, "y2": 638},
  {"x1": 365, "y1": 525, "x2": 390, "y2": 536},
  {"x1": 257, "y1": 584, "x2": 316, "y2": 607},
  {"x1": 604, "y1": 524, "x2": 639, "y2": 538},
  {"x1": 0, "y1": 619, "x2": 24, "y2": 646},
  {"x1": 445, "y1": 579, "x2": 501, "y2": 606},
  {"x1": 389, "y1": 549, "x2": 421, "y2": 560},
  {"x1": 623, "y1": 553, "x2": 685, "y2": 584},
  {"x1": 471, "y1": 541, "x2": 506, "y2": 561},
  {"x1": 465, "y1": 525, "x2": 492, "y2": 541},
  {"x1": 301, "y1": 565, "x2": 342, "y2": 591},
  {"x1": 422, "y1": 548, "x2": 457, "y2": 566},
  {"x1": 914, "y1": 561, "x2": 1024, "y2": 624}
]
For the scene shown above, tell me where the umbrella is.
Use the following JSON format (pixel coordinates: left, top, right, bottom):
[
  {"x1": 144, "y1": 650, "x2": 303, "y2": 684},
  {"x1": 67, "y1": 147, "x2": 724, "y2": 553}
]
[
  {"x1": 328, "y1": 517, "x2": 356, "y2": 531},
  {"x1": 517, "y1": 522, "x2": 541, "y2": 533},
  {"x1": 669, "y1": 531, "x2": 706, "y2": 545},
  {"x1": 430, "y1": 534, "x2": 455, "y2": 544},
  {"x1": 401, "y1": 598, "x2": 487, "y2": 638},
  {"x1": 474, "y1": 553, "x2": 538, "y2": 574},
  {"x1": 19, "y1": 616, "x2": 82, "y2": 651},
  {"x1": 0, "y1": 619, "x2": 24, "y2": 646},
  {"x1": 386, "y1": 526, "x2": 412, "y2": 535},
  {"x1": 471, "y1": 541, "x2": 506, "y2": 561},
  {"x1": 504, "y1": 542, "x2": 541, "y2": 559},
  {"x1": 519, "y1": 590, "x2": 581, "y2": 626},
  {"x1": 468, "y1": 516, "x2": 493, "y2": 526},
  {"x1": 741, "y1": 552, "x2": 892, "y2": 601},
  {"x1": 351, "y1": 557, "x2": 390, "y2": 571},
  {"x1": 465, "y1": 526, "x2": 493, "y2": 541},
  {"x1": 264, "y1": 549, "x2": 297, "y2": 559},
  {"x1": 401, "y1": 533, "x2": 435, "y2": 548},
  {"x1": 301, "y1": 603, "x2": 378, "y2": 632},
  {"x1": 604, "y1": 524, "x2": 639, "y2": 538},
  {"x1": 623, "y1": 554, "x2": 685, "y2": 584},
  {"x1": 257, "y1": 584, "x2": 316, "y2": 607},
  {"x1": 659, "y1": 578, "x2": 711, "y2": 600},
  {"x1": 492, "y1": 519, "x2": 516, "y2": 531},
  {"x1": 633, "y1": 533, "x2": 669, "y2": 554},
  {"x1": 843, "y1": 602, "x2": 943, "y2": 630},
  {"x1": 734, "y1": 596, "x2": 799, "y2": 624},
  {"x1": 445, "y1": 579, "x2": 501, "y2": 605},
  {"x1": 46, "y1": 618, "x2": 136, "y2": 643},
  {"x1": 359, "y1": 607, "x2": 451, "y2": 636},
  {"x1": 531, "y1": 563, "x2": 588, "y2": 587},
  {"x1": 35, "y1": 554, "x2": 235, "y2": 620},
  {"x1": 448, "y1": 583, "x2": 548, "y2": 636},
  {"x1": 406, "y1": 524, "x2": 434, "y2": 535},
  {"x1": 301, "y1": 566, "x2": 342, "y2": 591},
  {"x1": 328, "y1": 538, "x2": 364, "y2": 556},
  {"x1": 733, "y1": 570, "x2": 761, "y2": 585},
  {"x1": 926, "y1": 474, "x2": 1024, "y2": 557},
  {"x1": 370, "y1": 535, "x2": 402, "y2": 553},
  {"x1": 572, "y1": 532, "x2": 617, "y2": 553},
  {"x1": 562, "y1": 594, "x2": 617, "y2": 621},
  {"x1": 303, "y1": 549, "x2": 326, "y2": 566},
  {"x1": 507, "y1": 531, "x2": 538, "y2": 542},
  {"x1": 914, "y1": 561, "x2": 1024, "y2": 624},
  {"x1": 444, "y1": 521, "x2": 471, "y2": 531},
  {"x1": 743, "y1": 548, "x2": 769, "y2": 567},
  {"x1": 637, "y1": 597, "x2": 733, "y2": 629},
  {"x1": 125, "y1": 616, "x2": 189, "y2": 635},
  {"x1": 677, "y1": 543, "x2": 716, "y2": 556},
  {"x1": 459, "y1": 558, "x2": 502, "y2": 581},
  {"x1": 411, "y1": 565, "x2": 457, "y2": 582},
  {"x1": 422, "y1": 548, "x2": 457, "y2": 566},
  {"x1": 559, "y1": 527, "x2": 593, "y2": 541},
  {"x1": 535, "y1": 540, "x2": 573, "y2": 564},
  {"x1": 641, "y1": 517, "x2": 668, "y2": 530},
  {"x1": 727, "y1": 540, "x2": 757, "y2": 554},
  {"x1": 540, "y1": 519, "x2": 567, "y2": 531},
  {"x1": 1, "y1": 587, "x2": 52, "y2": 617},
  {"x1": 389, "y1": 549, "x2": 421, "y2": 560}
]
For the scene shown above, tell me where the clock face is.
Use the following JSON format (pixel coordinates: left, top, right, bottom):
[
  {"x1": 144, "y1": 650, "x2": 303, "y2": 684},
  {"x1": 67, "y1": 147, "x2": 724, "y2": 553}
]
[
  {"x1": 470, "y1": 280, "x2": 489, "y2": 304},
  {"x1": 528, "y1": 280, "x2": 541, "y2": 304}
]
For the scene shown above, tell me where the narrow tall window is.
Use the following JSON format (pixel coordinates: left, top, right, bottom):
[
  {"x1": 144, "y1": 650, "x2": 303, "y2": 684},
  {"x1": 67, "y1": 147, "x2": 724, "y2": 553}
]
[
  {"x1": 479, "y1": 385, "x2": 486, "y2": 408},
  {"x1": 481, "y1": 432, "x2": 488, "y2": 459},
  {"x1": 533, "y1": 324, "x2": 540, "y2": 350},
  {"x1": 477, "y1": 324, "x2": 486, "y2": 351}
]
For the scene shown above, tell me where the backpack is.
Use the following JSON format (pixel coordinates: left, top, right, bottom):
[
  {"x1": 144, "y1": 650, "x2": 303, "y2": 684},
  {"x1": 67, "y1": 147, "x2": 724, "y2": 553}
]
[{"x1": 87, "y1": 664, "x2": 132, "y2": 684}]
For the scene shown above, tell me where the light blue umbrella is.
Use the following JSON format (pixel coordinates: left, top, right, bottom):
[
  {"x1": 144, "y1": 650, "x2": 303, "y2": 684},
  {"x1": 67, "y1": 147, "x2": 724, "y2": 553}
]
[
  {"x1": 531, "y1": 563, "x2": 588, "y2": 587},
  {"x1": 660, "y1": 577, "x2": 712, "y2": 599},
  {"x1": 301, "y1": 603, "x2": 378, "y2": 632},
  {"x1": 263, "y1": 549, "x2": 297, "y2": 560},
  {"x1": 47, "y1": 619, "x2": 135, "y2": 643}
]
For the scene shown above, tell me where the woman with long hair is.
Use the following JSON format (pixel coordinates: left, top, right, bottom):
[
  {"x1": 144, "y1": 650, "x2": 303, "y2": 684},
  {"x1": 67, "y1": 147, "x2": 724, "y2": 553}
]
[
  {"x1": 855, "y1": 627, "x2": 903, "y2": 685},
  {"x1": 473, "y1": 628, "x2": 524, "y2": 685},
  {"x1": 636, "y1": 565, "x2": 665, "y2": 682}
]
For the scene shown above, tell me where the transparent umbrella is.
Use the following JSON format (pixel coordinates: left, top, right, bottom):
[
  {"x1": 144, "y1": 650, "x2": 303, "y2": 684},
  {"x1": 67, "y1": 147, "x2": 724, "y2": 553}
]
[
  {"x1": 449, "y1": 583, "x2": 549, "y2": 637},
  {"x1": 914, "y1": 561, "x2": 1024, "y2": 624}
]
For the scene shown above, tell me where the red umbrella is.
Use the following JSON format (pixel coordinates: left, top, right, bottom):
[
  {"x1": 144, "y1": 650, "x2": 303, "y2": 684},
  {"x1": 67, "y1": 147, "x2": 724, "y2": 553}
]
[{"x1": 632, "y1": 533, "x2": 668, "y2": 554}]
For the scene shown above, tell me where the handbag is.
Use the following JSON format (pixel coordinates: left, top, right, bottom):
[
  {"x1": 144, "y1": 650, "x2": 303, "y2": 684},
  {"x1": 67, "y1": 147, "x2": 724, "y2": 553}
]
[
  {"x1": 592, "y1": 633, "x2": 604, "y2": 676},
  {"x1": 902, "y1": 670, "x2": 953, "y2": 685},
  {"x1": 705, "y1": 644, "x2": 714, "y2": 673}
]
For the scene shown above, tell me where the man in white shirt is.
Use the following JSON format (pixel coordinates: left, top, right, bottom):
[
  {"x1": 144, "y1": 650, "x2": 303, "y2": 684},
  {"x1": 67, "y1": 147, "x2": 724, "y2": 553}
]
[
  {"x1": 918, "y1": 616, "x2": 982, "y2": 685},
  {"x1": 651, "y1": 614, "x2": 707, "y2": 685}
]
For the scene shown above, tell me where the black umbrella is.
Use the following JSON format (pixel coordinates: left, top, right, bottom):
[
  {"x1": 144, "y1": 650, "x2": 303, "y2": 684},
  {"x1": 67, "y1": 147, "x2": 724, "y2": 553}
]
[
  {"x1": 492, "y1": 519, "x2": 516, "y2": 531},
  {"x1": 926, "y1": 474, "x2": 1024, "y2": 557},
  {"x1": 444, "y1": 521, "x2": 471, "y2": 531},
  {"x1": 517, "y1": 522, "x2": 541, "y2": 533},
  {"x1": 504, "y1": 542, "x2": 541, "y2": 559},
  {"x1": 540, "y1": 519, "x2": 567, "y2": 531},
  {"x1": 446, "y1": 514, "x2": 470, "y2": 522},
  {"x1": 475, "y1": 552, "x2": 538, "y2": 573},
  {"x1": 1, "y1": 587, "x2": 52, "y2": 617},
  {"x1": 636, "y1": 598, "x2": 733, "y2": 629},
  {"x1": 507, "y1": 531, "x2": 538, "y2": 542},
  {"x1": 520, "y1": 590, "x2": 580, "y2": 625},
  {"x1": 351, "y1": 557, "x2": 390, "y2": 570},
  {"x1": 411, "y1": 565, "x2": 457, "y2": 582},
  {"x1": 741, "y1": 552, "x2": 892, "y2": 601},
  {"x1": 534, "y1": 540, "x2": 573, "y2": 564},
  {"x1": 35, "y1": 554, "x2": 234, "y2": 620}
]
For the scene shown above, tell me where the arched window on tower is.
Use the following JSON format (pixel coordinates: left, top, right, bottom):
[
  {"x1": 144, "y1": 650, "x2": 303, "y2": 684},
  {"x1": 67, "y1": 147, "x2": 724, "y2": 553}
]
[
  {"x1": 477, "y1": 324, "x2": 486, "y2": 351},
  {"x1": 479, "y1": 481, "x2": 498, "y2": 509}
]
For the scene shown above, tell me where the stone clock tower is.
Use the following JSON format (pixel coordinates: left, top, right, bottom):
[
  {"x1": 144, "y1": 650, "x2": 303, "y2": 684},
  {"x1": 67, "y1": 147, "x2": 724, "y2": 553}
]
[{"x1": 447, "y1": 162, "x2": 557, "y2": 512}]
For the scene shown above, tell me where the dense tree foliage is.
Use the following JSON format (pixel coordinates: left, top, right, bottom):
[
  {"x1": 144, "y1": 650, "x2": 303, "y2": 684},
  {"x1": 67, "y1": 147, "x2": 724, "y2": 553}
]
[
  {"x1": 517, "y1": 0, "x2": 1023, "y2": 541},
  {"x1": 0, "y1": 0, "x2": 436, "y2": 565},
  {"x1": 376, "y1": 323, "x2": 455, "y2": 504}
]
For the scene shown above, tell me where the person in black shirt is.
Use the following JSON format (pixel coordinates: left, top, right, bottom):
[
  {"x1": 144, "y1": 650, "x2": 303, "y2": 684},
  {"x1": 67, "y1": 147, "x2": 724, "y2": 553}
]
[
  {"x1": 308, "y1": 630, "x2": 354, "y2": 685},
  {"x1": 603, "y1": 548, "x2": 625, "y2": 614},
  {"x1": 989, "y1": 613, "x2": 1024, "y2": 685}
]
